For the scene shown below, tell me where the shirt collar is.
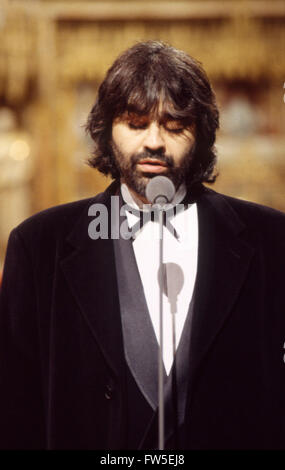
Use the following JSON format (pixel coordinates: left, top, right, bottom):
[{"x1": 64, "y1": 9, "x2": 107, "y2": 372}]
[{"x1": 120, "y1": 182, "x2": 198, "y2": 243}]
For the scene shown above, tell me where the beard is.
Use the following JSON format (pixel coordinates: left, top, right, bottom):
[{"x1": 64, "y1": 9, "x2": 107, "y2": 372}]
[{"x1": 111, "y1": 141, "x2": 194, "y2": 199}]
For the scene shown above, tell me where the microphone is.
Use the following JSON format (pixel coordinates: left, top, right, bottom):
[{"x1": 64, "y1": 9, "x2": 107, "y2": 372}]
[{"x1": 145, "y1": 176, "x2": 175, "y2": 206}]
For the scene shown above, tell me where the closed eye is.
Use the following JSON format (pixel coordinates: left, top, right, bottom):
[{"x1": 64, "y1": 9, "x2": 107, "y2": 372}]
[
  {"x1": 128, "y1": 122, "x2": 184, "y2": 133},
  {"x1": 165, "y1": 126, "x2": 185, "y2": 134},
  {"x1": 128, "y1": 122, "x2": 148, "y2": 130},
  {"x1": 163, "y1": 119, "x2": 186, "y2": 134}
]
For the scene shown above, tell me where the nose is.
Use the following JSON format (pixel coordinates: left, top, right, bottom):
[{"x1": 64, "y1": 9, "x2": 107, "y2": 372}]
[{"x1": 143, "y1": 122, "x2": 165, "y2": 154}]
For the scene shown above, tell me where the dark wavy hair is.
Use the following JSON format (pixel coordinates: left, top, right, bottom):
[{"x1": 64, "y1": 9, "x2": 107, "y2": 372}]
[{"x1": 86, "y1": 40, "x2": 219, "y2": 186}]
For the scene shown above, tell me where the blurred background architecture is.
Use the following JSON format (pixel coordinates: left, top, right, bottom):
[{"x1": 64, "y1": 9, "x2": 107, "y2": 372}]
[{"x1": 0, "y1": 0, "x2": 285, "y2": 271}]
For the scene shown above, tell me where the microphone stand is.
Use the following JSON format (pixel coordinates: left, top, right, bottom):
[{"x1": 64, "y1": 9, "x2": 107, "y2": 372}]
[
  {"x1": 158, "y1": 205, "x2": 164, "y2": 450},
  {"x1": 146, "y1": 177, "x2": 175, "y2": 451}
]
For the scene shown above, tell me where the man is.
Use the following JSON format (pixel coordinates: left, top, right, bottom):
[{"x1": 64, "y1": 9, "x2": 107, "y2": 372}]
[{"x1": 0, "y1": 41, "x2": 285, "y2": 450}]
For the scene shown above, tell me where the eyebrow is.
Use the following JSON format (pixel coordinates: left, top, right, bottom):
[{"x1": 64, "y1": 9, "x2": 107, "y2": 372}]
[
  {"x1": 125, "y1": 109, "x2": 184, "y2": 123},
  {"x1": 160, "y1": 113, "x2": 183, "y2": 122},
  {"x1": 124, "y1": 105, "x2": 148, "y2": 116}
]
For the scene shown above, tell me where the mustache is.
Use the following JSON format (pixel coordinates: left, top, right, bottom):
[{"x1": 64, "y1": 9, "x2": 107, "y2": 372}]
[{"x1": 131, "y1": 151, "x2": 174, "y2": 168}]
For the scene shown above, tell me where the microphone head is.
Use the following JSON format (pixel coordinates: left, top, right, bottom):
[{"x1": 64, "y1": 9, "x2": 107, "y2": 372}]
[{"x1": 145, "y1": 176, "x2": 175, "y2": 205}]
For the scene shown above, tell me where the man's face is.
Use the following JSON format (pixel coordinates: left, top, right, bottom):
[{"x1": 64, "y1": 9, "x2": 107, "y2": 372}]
[{"x1": 111, "y1": 109, "x2": 196, "y2": 202}]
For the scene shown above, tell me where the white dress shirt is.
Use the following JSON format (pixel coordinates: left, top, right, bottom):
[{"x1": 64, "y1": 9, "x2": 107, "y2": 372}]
[{"x1": 121, "y1": 183, "x2": 199, "y2": 375}]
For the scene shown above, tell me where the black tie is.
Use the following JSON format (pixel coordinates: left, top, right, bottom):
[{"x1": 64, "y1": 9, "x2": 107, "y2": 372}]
[
  {"x1": 119, "y1": 183, "x2": 204, "y2": 241},
  {"x1": 123, "y1": 204, "x2": 185, "y2": 241}
]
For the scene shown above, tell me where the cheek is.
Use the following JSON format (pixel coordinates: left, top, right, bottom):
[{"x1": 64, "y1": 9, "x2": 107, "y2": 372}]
[
  {"x1": 111, "y1": 122, "x2": 129, "y2": 145},
  {"x1": 111, "y1": 127, "x2": 123, "y2": 148},
  {"x1": 181, "y1": 136, "x2": 195, "y2": 156},
  {"x1": 169, "y1": 140, "x2": 194, "y2": 161},
  {"x1": 112, "y1": 128, "x2": 139, "y2": 155}
]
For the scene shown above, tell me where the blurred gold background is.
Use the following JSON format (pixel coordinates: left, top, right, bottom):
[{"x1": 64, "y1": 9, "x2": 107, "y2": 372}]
[{"x1": 0, "y1": 0, "x2": 285, "y2": 270}]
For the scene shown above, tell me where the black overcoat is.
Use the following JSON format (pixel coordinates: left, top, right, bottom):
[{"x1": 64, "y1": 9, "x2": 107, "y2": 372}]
[{"x1": 0, "y1": 182, "x2": 285, "y2": 449}]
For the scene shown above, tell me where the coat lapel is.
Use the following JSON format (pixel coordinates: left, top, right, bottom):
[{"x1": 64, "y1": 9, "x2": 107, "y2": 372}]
[
  {"x1": 60, "y1": 182, "x2": 124, "y2": 377},
  {"x1": 113, "y1": 234, "x2": 162, "y2": 410},
  {"x1": 189, "y1": 189, "x2": 256, "y2": 379}
]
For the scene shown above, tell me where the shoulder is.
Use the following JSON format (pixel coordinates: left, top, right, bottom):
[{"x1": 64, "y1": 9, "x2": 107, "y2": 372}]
[
  {"x1": 221, "y1": 192, "x2": 284, "y2": 217},
  {"x1": 221, "y1": 191, "x2": 285, "y2": 224},
  {"x1": 10, "y1": 187, "x2": 113, "y2": 248},
  {"x1": 14, "y1": 197, "x2": 94, "y2": 239},
  {"x1": 204, "y1": 187, "x2": 285, "y2": 241},
  {"x1": 205, "y1": 187, "x2": 285, "y2": 219}
]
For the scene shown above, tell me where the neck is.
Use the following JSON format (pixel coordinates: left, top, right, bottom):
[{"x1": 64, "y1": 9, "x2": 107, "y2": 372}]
[
  {"x1": 129, "y1": 189, "x2": 150, "y2": 207},
  {"x1": 122, "y1": 181, "x2": 150, "y2": 207}
]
